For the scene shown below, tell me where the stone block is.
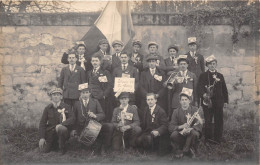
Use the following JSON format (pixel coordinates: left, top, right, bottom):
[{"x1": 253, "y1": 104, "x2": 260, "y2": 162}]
[
  {"x1": 14, "y1": 67, "x2": 24, "y2": 73},
  {"x1": 41, "y1": 33, "x2": 53, "y2": 45},
  {"x1": 13, "y1": 76, "x2": 25, "y2": 85},
  {"x1": 39, "y1": 56, "x2": 51, "y2": 65},
  {"x1": 235, "y1": 65, "x2": 254, "y2": 72},
  {"x1": 25, "y1": 57, "x2": 34, "y2": 65},
  {"x1": 3, "y1": 66, "x2": 13, "y2": 74},
  {"x1": 16, "y1": 27, "x2": 31, "y2": 33},
  {"x1": 3, "y1": 87, "x2": 14, "y2": 95},
  {"x1": 219, "y1": 67, "x2": 231, "y2": 77},
  {"x1": 25, "y1": 65, "x2": 40, "y2": 73},
  {"x1": 229, "y1": 90, "x2": 242, "y2": 103},
  {"x1": 0, "y1": 48, "x2": 13, "y2": 55},
  {"x1": 242, "y1": 72, "x2": 255, "y2": 85},
  {"x1": 2, "y1": 27, "x2": 16, "y2": 33},
  {"x1": 1, "y1": 75, "x2": 12, "y2": 86},
  {"x1": 243, "y1": 85, "x2": 257, "y2": 101},
  {"x1": 3, "y1": 55, "x2": 12, "y2": 65},
  {"x1": 11, "y1": 55, "x2": 24, "y2": 65}
]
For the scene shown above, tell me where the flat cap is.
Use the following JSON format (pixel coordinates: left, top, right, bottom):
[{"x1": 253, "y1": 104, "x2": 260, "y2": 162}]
[
  {"x1": 49, "y1": 88, "x2": 63, "y2": 95},
  {"x1": 112, "y1": 40, "x2": 124, "y2": 47},
  {"x1": 168, "y1": 44, "x2": 179, "y2": 52},
  {"x1": 148, "y1": 42, "x2": 159, "y2": 48}
]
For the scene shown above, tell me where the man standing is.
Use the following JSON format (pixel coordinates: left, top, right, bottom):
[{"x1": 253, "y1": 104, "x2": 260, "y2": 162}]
[
  {"x1": 111, "y1": 92, "x2": 142, "y2": 151},
  {"x1": 185, "y1": 37, "x2": 205, "y2": 79},
  {"x1": 197, "y1": 55, "x2": 228, "y2": 143},
  {"x1": 143, "y1": 42, "x2": 166, "y2": 71},
  {"x1": 87, "y1": 53, "x2": 113, "y2": 122},
  {"x1": 139, "y1": 55, "x2": 167, "y2": 117},
  {"x1": 169, "y1": 88, "x2": 203, "y2": 158},
  {"x1": 128, "y1": 40, "x2": 144, "y2": 73},
  {"x1": 136, "y1": 93, "x2": 169, "y2": 156},
  {"x1": 39, "y1": 88, "x2": 75, "y2": 155},
  {"x1": 61, "y1": 41, "x2": 92, "y2": 72},
  {"x1": 72, "y1": 83, "x2": 112, "y2": 155},
  {"x1": 164, "y1": 44, "x2": 179, "y2": 76},
  {"x1": 113, "y1": 52, "x2": 139, "y2": 106},
  {"x1": 168, "y1": 55, "x2": 197, "y2": 118},
  {"x1": 58, "y1": 53, "x2": 87, "y2": 107}
]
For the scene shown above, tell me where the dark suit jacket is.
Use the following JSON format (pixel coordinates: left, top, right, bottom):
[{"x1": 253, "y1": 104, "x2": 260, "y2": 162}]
[
  {"x1": 111, "y1": 104, "x2": 140, "y2": 128},
  {"x1": 87, "y1": 68, "x2": 112, "y2": 99},
  {"x1": 186, "y1": 52, "x2": 205, "y2": 78},
  {"x1": 73, "y1": 98, "x2": 105, "y2": 133},
  {"x1": 170, "y1": 70, "x2": 197, "y2": 109},
  {"x1": 197, "y1": 70, "x2": 228, "y2": 105},
  {"x1": 139, "y1": 68, "x2": 166, "y2": 98},
  {"x1": 112, "y1": 64, "x2": 139, "y2": 90},
  {"x1": 169, "y1": 105, "x2": 202, "y2": 133},
  {"x1": 61, "y1": 52, "x2": 92, "y2": 72},
  {"x1": 39, "y1": 102, "x2": 75, "y2": 139},
  {"x1": 102, "y1": 53, "x2": 121, "y2": 72},
  {"x1": 164, "y1": 57, "x2": 179, "y2": 76},
  {"x1": 141, "y1": 105, "x2": 168, "y2": 135},
  {"x1": 58, "y1": 65, "x2": 87, "y2": 99},
  {"x1": 128, "y1": 52, "x2": 144, "y2": 72}
]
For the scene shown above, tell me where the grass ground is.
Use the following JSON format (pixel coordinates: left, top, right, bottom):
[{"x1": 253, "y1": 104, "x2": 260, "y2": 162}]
[{"x1": 0, "y1": 105, "x2": 259, "y2": 165}]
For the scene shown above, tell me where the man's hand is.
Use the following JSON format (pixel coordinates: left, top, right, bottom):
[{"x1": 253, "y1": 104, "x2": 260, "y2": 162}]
[
  {"x1": 70, "y1": 130, "x2": 77, "y2": 137},
  {"x1": 183, "y1": 128, "x2": 193, "y2": 136},
  {"x1": 55, "y1": 124, "x2": 62, "y2": 132},
  {"x1": 151, "y1": 130, "x2": 160, "y2": 137},
  {"x1": 120, "y1": 125, "x2": 131, "y2": 132},
  {"x1": 88, "y1": 112, "x2": 97, "y2": 119},
  {"x1": 39, "y1": 138, "x2": 46, "y2": 149},
  {"x1": 178, "y1": 123, "x2": 189, "y2": 130}
]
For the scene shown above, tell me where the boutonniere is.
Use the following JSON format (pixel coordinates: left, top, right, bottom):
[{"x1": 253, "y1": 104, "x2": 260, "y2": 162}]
[
  {"x1": 136, "y1": 57, "x2": 141, "y2": 62},
  {"x1": 74, "y1": 69, "x2": 78, "y2": 73},
  {"x1": 194, "y1": 56, "x2": 198, "y2": 64},
  {"x1": 184, "y1": 75, "x2": 190, "y2": 84},
  {"x1": 213, "y1": 74, "x2": 220, "y2": 82},
  {"x1": 100, "y1": 73, "x2": 103, "y2": 76}
]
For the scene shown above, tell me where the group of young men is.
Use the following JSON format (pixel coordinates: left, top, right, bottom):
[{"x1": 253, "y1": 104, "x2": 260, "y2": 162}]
[{"x1": 39, "y1": 37, "x2": 229, "y2": 158}]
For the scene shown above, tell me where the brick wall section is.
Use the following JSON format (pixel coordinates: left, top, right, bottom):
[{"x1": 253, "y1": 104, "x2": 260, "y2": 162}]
[{"x1": 0, "y1": 14, "x2": 258, "y2": 127}]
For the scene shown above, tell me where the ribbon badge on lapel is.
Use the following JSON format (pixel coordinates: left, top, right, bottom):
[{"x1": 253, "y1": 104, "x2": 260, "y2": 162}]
[
  {"x1": 58, "y1": 108, "x2": 66, "y2": 122},
  {"x1": 154, "y1": 74, "x2": 162, "y2": 82}
]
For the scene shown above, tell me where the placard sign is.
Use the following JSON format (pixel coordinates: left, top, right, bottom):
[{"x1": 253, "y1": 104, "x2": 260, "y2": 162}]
[{"x1": 114, "y1": 77, "x2": 135, "y2": 93}]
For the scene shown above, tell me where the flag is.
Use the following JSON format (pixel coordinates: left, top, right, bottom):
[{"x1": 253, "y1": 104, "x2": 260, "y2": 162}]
[{"x1": 81, "y1": 1, "x2": 135, "y2": 56}]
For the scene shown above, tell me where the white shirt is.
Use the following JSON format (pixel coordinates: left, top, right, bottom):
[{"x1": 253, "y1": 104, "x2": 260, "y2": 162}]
[
  {"x1": 133, "y1": 53, "x2": 138, "y2": 59},
  {"x1": 82, "y1": 99, "x2": 89, "y2": 107},
  {"x1": 209, "y1": 69, "x2": 216, "y2": 73},
  {"x1": 100, "y1": 49, "x2": 106, "y2": 55},
  {"x1": 180, "y1": 70, "x2": 187, "y2": 77},
  {"x1": 149, "y1": 104, "x2": 156, "y2": 115},
  {"x1": 190, "y1": 51, "x2": 196, "y2": 58},
  {"x1": 150, "y1": 68, "x2": 156, "y2": 75},
  {"x1": 121, "y1": 104, "x2": 129, "y2": 112},
  {"x1": 122, "y1": 63, "x2": 128, "y2": 70},
  {"x1": 93, "y1": 66, "x2": 100, "y2": 73},
  {"x1": 70, "y1": 64, "x2": 76, "y2": 71},
  {"x1": 116, "y1": 52, "x2": 121, "y2": 57}
]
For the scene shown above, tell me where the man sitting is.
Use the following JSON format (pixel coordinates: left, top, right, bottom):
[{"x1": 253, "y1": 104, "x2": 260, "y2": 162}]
[
  {"x1": 111, "y1": 92, "x2": 142, "y2": 151},
  {"x1": 39, "y1": 88, "x2": 75, "y2": 155},
  {"x1": 169, "y1": 88, "x2": 203, "y2": 158}
]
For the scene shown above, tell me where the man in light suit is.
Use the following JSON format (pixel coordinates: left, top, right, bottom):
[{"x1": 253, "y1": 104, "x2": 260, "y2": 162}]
[{"x1": 58, "y1": 53, "x2": 87, "y2": 107}]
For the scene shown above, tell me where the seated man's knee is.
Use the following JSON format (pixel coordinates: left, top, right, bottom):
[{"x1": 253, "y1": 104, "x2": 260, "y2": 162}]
[
  {"x1": 170, "y1": 131, "x2": 180, "y2": 141},
  {"x1": 57, "y1": 125, "x2": 68, "y2": 134},
  {"x1": 190, "y1": 130, "x2": 200, "y2": 138},
  {"x1": 132, "y1": 126, "x2": 142, "y2": 134}
]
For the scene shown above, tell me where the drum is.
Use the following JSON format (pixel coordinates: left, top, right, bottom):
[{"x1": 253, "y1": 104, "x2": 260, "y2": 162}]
[{"x1": 78, "y1": 120, "x2": 102, "y2": 146}]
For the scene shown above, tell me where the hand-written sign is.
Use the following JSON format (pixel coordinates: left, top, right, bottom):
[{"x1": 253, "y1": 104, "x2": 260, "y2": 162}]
[{"x1": 114, "y1": 77, "x2": 135, "y2": 93}]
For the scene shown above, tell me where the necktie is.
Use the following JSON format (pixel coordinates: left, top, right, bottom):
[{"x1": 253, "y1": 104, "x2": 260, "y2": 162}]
[{"x1": 123, "y1": 65, "x2": 126, "y2": 71}]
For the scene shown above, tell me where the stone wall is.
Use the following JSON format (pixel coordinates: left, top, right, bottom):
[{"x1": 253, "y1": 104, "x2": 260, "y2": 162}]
[{"x1": 0, "y1": 24, "x2": 258, "y2": 128}]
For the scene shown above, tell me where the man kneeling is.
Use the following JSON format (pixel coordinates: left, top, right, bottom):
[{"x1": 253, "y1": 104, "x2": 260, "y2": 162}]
[
  {"x1": 136, "y1": 93, "x2": 170, "y2": 156},
  {"x1": 169, "y1": 88, "x2": 203, "y2": 158},
  {"x1": 72, "y1": 83, "x2": 112, "y2": 155},
  {"x1": 111, "y1": 92, "x2": 142, "y2": 151},
  {"x1": 39, "y1": 88, "x2": 75, "y2": 154}
]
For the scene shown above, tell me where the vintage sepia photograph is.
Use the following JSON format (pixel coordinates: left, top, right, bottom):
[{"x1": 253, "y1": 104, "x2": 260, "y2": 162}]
[{"x1": 0, "y1": 0, "x2": 259, "y2": 164}]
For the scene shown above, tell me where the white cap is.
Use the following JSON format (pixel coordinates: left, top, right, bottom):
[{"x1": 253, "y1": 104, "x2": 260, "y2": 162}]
[
  {"x1": 188, "y1": 37, "x2": 196, "y2": 44},
  {"x1": 180, "y1": 87, "x2": 193, "y2": 98},
  {"x1": 205, "y1": 55, "x2": 217, "y2": 63}
]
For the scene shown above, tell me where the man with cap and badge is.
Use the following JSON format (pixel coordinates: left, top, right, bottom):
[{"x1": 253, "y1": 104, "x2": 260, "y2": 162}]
[
  {"x1": 185, "y1": 37, "x2": 205, "y2": 79},
  {"x1": 61, "y1": 41, "x2": 92, "y2": 72},
  {"x1": 96, "y1": 38, "x2": 110, "y2": 56},
  {"x1": 39, "y1": 88, "x2": 75, "y2": 155},
  {"x1": 197, "y1": 55, "x2": 228, "y2": 144},
  {"x1": 103, "y1": 40, "x2": 124, "y2": 72},
  {"x1": 110, "y1": 92, "x2": 142, "y2": 151},
  {"x1": 87, "y1": 53, "x2": 113, "y2": 122},
  {"x1": 143, "y1": 42, "x2": 166, "y2": 71},
  {"x1": 168, "y1": 55, "x2": 198, "y2": 119},
  {"x1": 58, "y1": 53, "x2": 87, "y2": 107},
  {"x1": 112, "y1": 52, "x2": 139, "y2": 106},
  {"x1": 139, "y1": 54, "x2": 167, "y2": 118},
  {"x1": 169, "y1": 87, "x2": 203, "y2": 158},
  {"x1": 72, "y1": 83, "x2": 113, "y2": 155},
  {"x1": 128, "y1": 39, "x2": 144, "y2": 73},
  {"x1": 136, "y1": 93, "x2": 170, "y2": 156}
]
